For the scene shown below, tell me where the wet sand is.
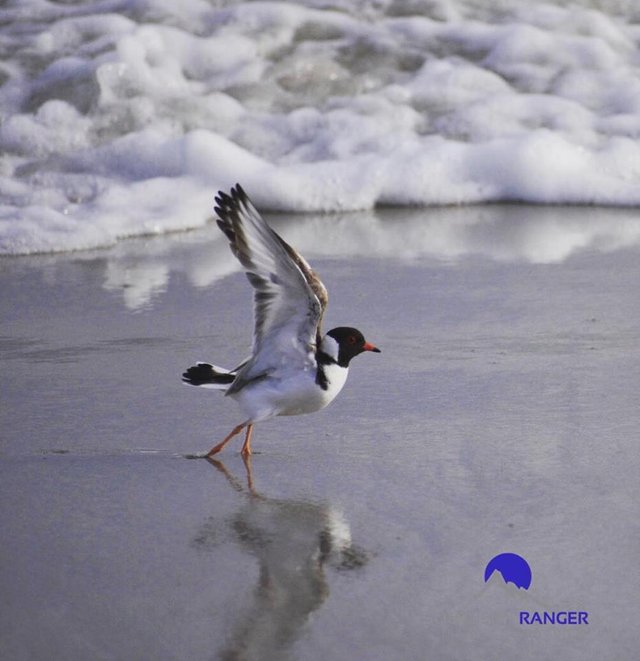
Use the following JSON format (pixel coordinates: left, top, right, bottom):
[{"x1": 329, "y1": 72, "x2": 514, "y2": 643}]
[{"x1": 1, "y1": 205, "x2": 640, "y2": 660}]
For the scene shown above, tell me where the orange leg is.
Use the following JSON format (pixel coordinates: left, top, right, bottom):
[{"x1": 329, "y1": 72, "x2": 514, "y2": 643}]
[
  {"x1": 240, "y1": 424, "x2": 254, "y2": 457},
  {"x1": 206, "y1": 422, "x2": 248, "y2": 457}
]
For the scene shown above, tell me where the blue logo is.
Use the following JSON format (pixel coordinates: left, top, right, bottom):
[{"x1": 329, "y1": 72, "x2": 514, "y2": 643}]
[
  {"x1": 484, "y1": 552, "x2": 589, "y2": 625},
  {"x1": 484, "y1": 552, "x2": 532, "y2": 590}
]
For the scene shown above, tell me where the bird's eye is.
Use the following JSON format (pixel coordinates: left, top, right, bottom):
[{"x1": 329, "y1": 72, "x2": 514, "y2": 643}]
[{"x1": 347, "y1": 335, "x2": 356, "y2": 345}]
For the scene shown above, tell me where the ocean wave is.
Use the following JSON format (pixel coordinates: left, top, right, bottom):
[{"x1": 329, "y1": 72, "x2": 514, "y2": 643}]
[{"x1": 1, "y1": 0, "x2": 640, "y2": 254}]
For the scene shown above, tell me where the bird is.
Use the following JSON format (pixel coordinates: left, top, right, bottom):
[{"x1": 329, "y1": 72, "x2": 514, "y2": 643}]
[{"x1": 182, "y1": 184, "x2": 380, "y2": 457}]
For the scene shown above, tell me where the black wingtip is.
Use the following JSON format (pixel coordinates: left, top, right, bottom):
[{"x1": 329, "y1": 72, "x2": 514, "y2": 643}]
[
  {"x1": 216, "y1": 184, "x2": 246, "y2": 204},
  {"x1": 216, "y1": 217, "x2": 235, "y2": 241},
  {"x1": 214, "y1": 191, "x2": 232, "y2": 208}
]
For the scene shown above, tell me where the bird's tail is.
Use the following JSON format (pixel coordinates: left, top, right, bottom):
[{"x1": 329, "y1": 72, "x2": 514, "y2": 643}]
[{"x1": 182, "y1": 363, "x2": 235, "y2": 390}]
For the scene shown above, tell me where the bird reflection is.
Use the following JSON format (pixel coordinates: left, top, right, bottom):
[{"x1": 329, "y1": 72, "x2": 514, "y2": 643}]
[{"x1": 198, "y1": 457, "x2": 368, "y2": 661}]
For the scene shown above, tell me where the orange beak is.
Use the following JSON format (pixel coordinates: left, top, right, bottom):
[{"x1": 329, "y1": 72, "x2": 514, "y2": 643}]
[{"x1": 363, "y1": 342, "x2": 381, "y2": 353}]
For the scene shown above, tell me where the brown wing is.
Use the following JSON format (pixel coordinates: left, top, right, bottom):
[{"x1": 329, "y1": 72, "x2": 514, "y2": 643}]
[{"x1": 215, "y1": 184, "x2": 328, "y2": 389}]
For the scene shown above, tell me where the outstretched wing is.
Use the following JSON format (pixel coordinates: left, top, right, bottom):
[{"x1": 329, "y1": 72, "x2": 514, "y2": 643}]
[{"x1": 215, "y1": 184, "x2": 328, "y2": 390}]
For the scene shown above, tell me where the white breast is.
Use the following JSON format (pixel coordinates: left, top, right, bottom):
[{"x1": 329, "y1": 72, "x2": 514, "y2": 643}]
[{"x1": 278, "y1": 362, "x2": 348, "y2": 416}]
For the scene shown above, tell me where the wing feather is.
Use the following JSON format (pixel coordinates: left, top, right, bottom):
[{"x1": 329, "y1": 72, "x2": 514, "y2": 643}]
[{"x1": 214, "y1": 184, "x2": 328, "y2": 393}]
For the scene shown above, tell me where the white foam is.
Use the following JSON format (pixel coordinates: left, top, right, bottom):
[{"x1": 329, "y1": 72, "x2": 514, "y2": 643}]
[{"x1": 2, "y1": 1, "x2": 640, "y2": 254}]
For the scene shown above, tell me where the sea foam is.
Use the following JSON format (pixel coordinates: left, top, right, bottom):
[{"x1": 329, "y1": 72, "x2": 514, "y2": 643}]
[{"x1": 1, "y1": 0, "x2": 640, "y2": 254}]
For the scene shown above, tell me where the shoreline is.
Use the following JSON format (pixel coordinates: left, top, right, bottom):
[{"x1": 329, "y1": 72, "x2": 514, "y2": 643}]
[{"x1": 2, "y1": 205, "x2": 639, "y2": 660}]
